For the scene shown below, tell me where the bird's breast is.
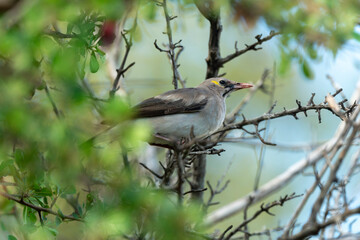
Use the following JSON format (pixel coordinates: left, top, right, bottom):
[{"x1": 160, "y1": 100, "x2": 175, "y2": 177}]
[{"x1": 148, "y1": 96, "x2": 226, "y2": 138}]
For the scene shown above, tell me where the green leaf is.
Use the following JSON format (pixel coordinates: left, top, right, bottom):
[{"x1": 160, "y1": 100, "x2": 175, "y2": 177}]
[
  {"x1": 301, "y1": 60, "x2": 314, "y2": 80},
  {"x1": 43, "y1": 196, "x2": 48, "y2": 205},
  {"x1": 96, "y1": 47, "x2": 106, "y2": 56},
  {"x1": 34, "y1": 186, "x2": 53, "y2": 197},
  {"x1": 102, "y1": 97, "x2": 133, "y2": 124},
  {"x1": 0, "y1": 160, "x2": 14, "y2": 176},
  {"x1": 14, "y1": 149, "x2": 24, "y2": 165},
  {"x1": 86, "y1": 192, "x2": 95, "y2": 210},
  {"x1": 55, "y1": 216, "x2": 62, "y2": 226},
  {"x1": 71, "y1": 212, "x2": 80, "y2": 218},
  {"x1": 57, "y1": 209, "x2": 65, "y2": 219},
  {"x1": 307, "y1": 45, "x2": 317, "y2": 60},
  {"x1": 77, "y1": 205, "x2": 83, "y2": 216},
  {"x1": 278, "y1": 50, "x2": 291, "y2": 75},
  {"x1": 144, "y1": 2, "x2": 157, "y2": 20},
  {"x1": 79, "y1": 58, "x2": 86, "y2": 79},
  {"x1": 66, "y1": 23, "x2": 74, "y2": 34},
  {"x1": 8, "y1": 235, "x2": 17, "y2": 240},
  {"x1": 61, "y1": 185, "x2": 76, "y2": 196},
  {"x1": 45, "y1": 226, "x2": 59, "y2": 236},
  {"x1": 89, "y1": 52, "x2": 99, "y2": 73},
  {"x1": 23, "y1": 206, "x2": 37, "y2": 226},
  {"x1": 33, "y1": 197, "x2": 46, "y2": 207}
]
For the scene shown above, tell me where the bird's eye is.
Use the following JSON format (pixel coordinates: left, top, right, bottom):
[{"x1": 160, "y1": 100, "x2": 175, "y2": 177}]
[{"x1": 219, "y1": 80, "x2": 226, "y2": 85}]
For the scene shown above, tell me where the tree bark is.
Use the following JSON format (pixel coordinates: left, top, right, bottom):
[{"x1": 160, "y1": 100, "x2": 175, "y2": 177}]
[{"x1": 193, "y1": 0, "x2": 222, "y2": 202}]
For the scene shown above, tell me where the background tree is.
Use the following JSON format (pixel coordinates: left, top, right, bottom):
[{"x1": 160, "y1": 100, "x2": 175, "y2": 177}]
[{"x1": 0, "y1": 0, "x2": 360, "y2": 239}]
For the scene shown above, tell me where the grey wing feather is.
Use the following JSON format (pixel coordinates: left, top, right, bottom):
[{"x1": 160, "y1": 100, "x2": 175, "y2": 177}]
[{"x1": 134, "y1": 88, "x2": 208, "y2": 118}]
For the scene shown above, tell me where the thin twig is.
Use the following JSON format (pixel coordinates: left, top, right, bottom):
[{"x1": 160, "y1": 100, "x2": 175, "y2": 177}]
[
  {"x1": 0, "y1": 191, "x2": 83, "y2": 222},
  {"x1": 44, "y1": 82, "x2": 62, "y2": 119},
  {"x1": 155, "y1": 0, "x2": 185, "y2": 88},
  {"x1": 139, "y1": 162, "x2": 163, "y2": 179},
  {"x1": 254, "y1": 124, "x2": 276, "y2": 146},
  {"x1": 254, "y1": 68, "x2": 276, "y2": 190},
  {"x1": 284, "y1": 206, "x2": 360, "y2": 240},
  {"x1": 219, "y1": 31, "x2": 280, "y2": 66},
  {"x1": 189, "y1": 148, "x2": 225, "y2": 156},
  {"x1": 183, "y1": 188, "x2": 207, "y2": 196},
  {"x1": 44, "y1": 30, "x2": 78, "y2": 39},
  {"x1": 215, "y1": 92, "x2": 355, "y2": 138},
  {"x1": 109, "y1": 16, "x2": 137, "y2": 98},
  {"x1": 222, "y1": 193, "x2": 302, "y2": 240},
  {"x1": 176, "y1": 151, "x2": 185, "y2": 203}
]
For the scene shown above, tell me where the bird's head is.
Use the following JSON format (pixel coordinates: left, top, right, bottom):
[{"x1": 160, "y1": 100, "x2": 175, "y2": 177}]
[{"x1": 199, "y1": 78, "x2": 253, "y2": 97}]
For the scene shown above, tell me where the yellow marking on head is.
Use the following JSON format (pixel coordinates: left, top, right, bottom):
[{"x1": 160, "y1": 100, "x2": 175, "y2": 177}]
[{"x1": 212, "y1": 80, "x2": 220, "y2": 86}]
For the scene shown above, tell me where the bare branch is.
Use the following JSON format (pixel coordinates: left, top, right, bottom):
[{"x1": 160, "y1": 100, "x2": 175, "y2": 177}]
[
  {"x1": 216, "y1": 91, "x2": 355, "y2": 137},
  {"x1": 305, "y1": 123, "x2": 360, "y2": 229},
  {"x1": 221, "y1": 193, "x2": 302, "y2": 240},
  {"x1": 155, "y1": 0, "x2": 185, "y2": 89},
  {"x1": 254, "y1": 124, "x2": 276, "y2": 146},
  {"x1": 284, "y1": 206, "x2": 360, "y2": 240},
  {"x1": 183, "y1": 188, "x2": 207, "y2": 196},
  {"x1": 190, "y1": 154, "x2": 207, "y2": 202},
  {"x1": 204, "y1": 82, "x2": 360, "y2": 227},
  {"x1": 219, "y1": 31, "x2": 280, "y2": 66},
  {"x1": 109, "y1": 17, "x2": 137, "y2": 98},
  {"x1": 44, "y1": 82, "x2": 63, "y2": 119},
  {"x1": 0, "y1": 191, "x2": 83, "y2": 222},
  {"x1": 139, "y1": 162, "x2": 163, "y2": 179},
  {"x1": 189, "y1": 148, "x2": 225, "y2": 156},
  {"x1": 154, "y1": 39, "x2": 169, "y2": 53},
  {"x1": 327, "y1": 74, "x2": 349, "y2": 107},
  {"x1": 205, "y1": 180, "x2": 230, "y2": 210},
  {"x1": 282, "y1": 158, "x2": 334, "y2": 237},
  {"x1": 176, "y1": 151, "x2": 185, "y2": 203},
  {"x1": 44, "y1": 30, "x2": 78, "y2": 39}
]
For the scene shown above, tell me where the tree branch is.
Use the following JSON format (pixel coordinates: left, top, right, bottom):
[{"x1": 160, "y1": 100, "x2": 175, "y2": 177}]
[
  {"x1": 44, "y1": 82, "x2": 63, "y2": 119},
  {"x1": 285, "y1": 206, "x2": 360, "y2": 240},
  {"x1": 219, "y1": 31, "x2": 280, "y2": 66},
  {"x1": 215, "y1": 91, "x2": 356, "y2": 137},
  {"x1": 109, "y1": 17, "x2": 137, "y2": 98},
  {"x1": 0, "y1": 191, "x2": 83, "y2": 222},
  {"x1": 221, "y1": 193, "x2": 302, "y2": 240},
  {"x1": 204, "y1": 82, "x2": 360, "y2": 227}
]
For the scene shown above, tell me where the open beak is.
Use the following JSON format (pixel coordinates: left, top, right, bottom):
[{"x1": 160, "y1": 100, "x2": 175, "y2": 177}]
[{"x1": 233, "y1": 82, "x2": 253, "y2": 90}]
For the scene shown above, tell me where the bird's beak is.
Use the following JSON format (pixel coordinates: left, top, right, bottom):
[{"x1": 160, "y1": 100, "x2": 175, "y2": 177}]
[{"x1": 233, "y1": 82, "x2": 253, "y2": 90}]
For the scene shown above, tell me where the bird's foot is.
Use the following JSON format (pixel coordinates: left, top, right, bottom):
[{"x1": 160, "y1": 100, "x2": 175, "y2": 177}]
[
  {"x1": 153, "y1": 133, "x2": 174, "y2": 142},
  {"x1": 149, "y1": 134, "x2": 177, "y2": 149}
]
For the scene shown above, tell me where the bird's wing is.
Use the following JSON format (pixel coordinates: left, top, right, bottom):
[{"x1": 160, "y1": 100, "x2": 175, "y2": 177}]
[{"x1": 134, "y1": 88, "x2": 208, "y2": 118}]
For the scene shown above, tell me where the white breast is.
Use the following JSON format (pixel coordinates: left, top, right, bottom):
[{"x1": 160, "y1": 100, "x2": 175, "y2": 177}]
[{"x1": 148, "y1": 96, "x2": 226, "y2": 138}]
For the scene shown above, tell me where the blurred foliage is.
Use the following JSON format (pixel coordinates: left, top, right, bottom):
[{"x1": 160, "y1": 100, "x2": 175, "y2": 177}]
[
  {"x1": 0, "y1": 0, "x2": 359, "y2": 239},
  {"x1": 227, "y1": 0, "x2": 360, "y2": 79}
]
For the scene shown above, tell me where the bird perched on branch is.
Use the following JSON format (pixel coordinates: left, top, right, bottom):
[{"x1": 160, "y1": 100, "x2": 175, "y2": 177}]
[
  {"x1": 87, "y1": 78, "x2": 252, "y2": 148},
  {"x1": 133, "y1": 77, "x2": 253, "y2": 142}
]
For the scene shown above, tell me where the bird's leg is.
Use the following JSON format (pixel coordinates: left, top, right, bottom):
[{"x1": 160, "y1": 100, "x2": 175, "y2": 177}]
[
  {"x1": 148, "y1": 142, "x2": 174, "y2": 149},
  {"x1": 176, "y1": 126, "x2": 195, "y2": 147},
  {"x1": 153, "y1": 133, "x2": 174, "y2": 142},
  {"x1": 149, "y1": 133, "x2": 177, "y2": 149},
  {"x1": 179, "y1": 137, "x2": 188, "y2": 145}
]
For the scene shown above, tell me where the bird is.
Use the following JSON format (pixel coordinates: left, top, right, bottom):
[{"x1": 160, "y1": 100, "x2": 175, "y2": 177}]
[
  {"x1": 86, "y1": 77, "x2": 253, "y2": 148},
  {"x1": 133, "y1": 77, "x2": 253, "y2": 141}
]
